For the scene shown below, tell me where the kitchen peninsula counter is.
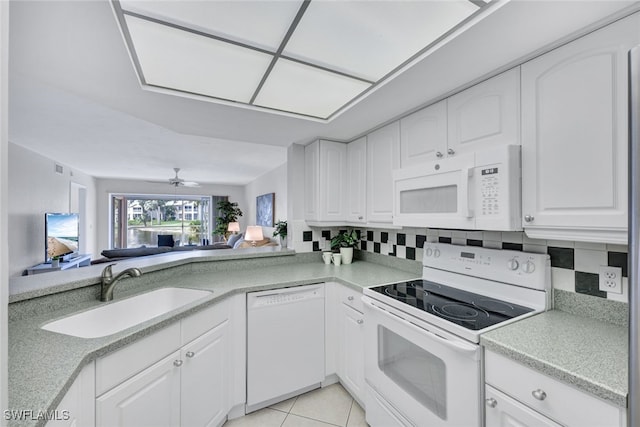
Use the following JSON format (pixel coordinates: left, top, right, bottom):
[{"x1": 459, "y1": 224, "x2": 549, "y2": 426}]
[{"x1": 7, "y1": 250, "x2": 419, "y2": 427}]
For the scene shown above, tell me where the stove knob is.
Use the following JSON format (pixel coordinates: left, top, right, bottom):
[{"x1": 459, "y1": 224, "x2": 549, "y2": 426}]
[
  {"x1": 522, "y1": 261, "x2": 536, "y2": 273},
  {"x1": 433, "y1": 249, "x2": 441, "y2": 258},
  {"x1": 507, "y1": 258, "x2": 519, "y2": 271},
  {"x1": 426, "y1": 248, "x2": 433, "y2": 257}
]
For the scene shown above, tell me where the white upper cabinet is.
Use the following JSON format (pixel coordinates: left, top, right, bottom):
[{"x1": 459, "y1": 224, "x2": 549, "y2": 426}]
[
  {"x1": 447, "y1": 67, "x2": 520, "y2": 155},
  {"x1": 398, "y1": 68, "x2": 519, "y2": 169},
  {"x1": 346, "y1": 137, "x2": 367, "y2": 223},
  {"x1": 521, "y1": 13, "x2": 640, "y2": 244},
  {"x1": 305, "y1": 140, "x2": 347, "y2": 223},
  {"x1": 367, "y1": 122, "x2": 400, "y2": 223},
  {"x1": 399, "y1": 100, "x2": 447, "y2": 167}
]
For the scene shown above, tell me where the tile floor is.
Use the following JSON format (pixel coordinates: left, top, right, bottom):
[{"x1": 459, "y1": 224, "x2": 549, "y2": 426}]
[{"x1": 223, "y1": 383, "x2": 368, "y2": 427}]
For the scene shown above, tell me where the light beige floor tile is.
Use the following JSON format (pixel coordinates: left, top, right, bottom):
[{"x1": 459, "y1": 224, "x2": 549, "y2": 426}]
[
  {"x1": 346, "y1": 401, "x2": 368, "y2": 427},
  {"x1": 222, "y1": 408, "x2": 287, "y2": 427},
  {"x1": 269, "y1": 396, "x2": 297, "y2": 413},
  {"x1": 282, "y1": 414, "x2": 336, "y2": 427},
  {"x1": 290, "y1": 383, "x2": 353, "y2": 426}
]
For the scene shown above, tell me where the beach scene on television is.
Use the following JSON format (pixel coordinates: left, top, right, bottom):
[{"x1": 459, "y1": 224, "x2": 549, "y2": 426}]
[{"x1": 46, "y1": 214, "x2": 79, "y2": 259}]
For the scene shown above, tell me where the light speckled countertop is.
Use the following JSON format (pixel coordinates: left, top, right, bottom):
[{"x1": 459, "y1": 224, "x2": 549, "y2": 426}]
[
  {"x1": 8, "y1": 255, "x2": 419, "y2": 427},
  {"x1": 481, "y1": 310, "x2": 628, "y2": 407}
]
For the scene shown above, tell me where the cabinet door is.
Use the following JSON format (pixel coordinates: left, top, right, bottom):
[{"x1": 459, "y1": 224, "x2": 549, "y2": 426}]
[
  {"x1": 367, "y1": 122, "x2": 400, "y2": 223},
  {"x1": 304, "y1": 141, "x2": 319, "y2": 221},
  {"x1": 96, "y1": 351, "x2": 181, "y2": 427},
  {"x1": 521, "y1": 15, "x2": 638, "y2": 242},
  {"x1": 338, "y1": 304, "x2": 364, "y2": 404},
  {"x1": 485, "y1": 385, "x2": 562, "y2": 427},
  {"x1": 400, "y1": 100, "x2": 447, "y2": 167},
  {"x1": 319, "y1": 140, "x2": 347, "y2": 222},
  {"x1": 447, "y1": 67, "x2": 520, "y2": 155},
  {"x1": 346, "y1": 137, "x2": 367, "y2": 223},
  {"x1": 46, "y1": 362, "x2": 95, "y2": 427},
  {"x1": 181, "y1": 320, "x2": 229, "y2": 427}
]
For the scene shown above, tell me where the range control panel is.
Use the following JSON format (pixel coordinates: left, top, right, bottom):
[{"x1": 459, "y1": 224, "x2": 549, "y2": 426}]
[{"x1": 422, "y1": 243, "x2": 549, "y2": 290}]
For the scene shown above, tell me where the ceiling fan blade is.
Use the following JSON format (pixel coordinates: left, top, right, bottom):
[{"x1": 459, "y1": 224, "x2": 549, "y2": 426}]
[{"x1": 182, "y1": 181, "x2": 200, "y2": 187}]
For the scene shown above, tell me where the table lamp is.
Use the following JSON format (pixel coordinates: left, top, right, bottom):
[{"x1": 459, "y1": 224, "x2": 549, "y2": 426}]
[{"x1": 245, "y1": 226, "x2": 264, "y2": 247}]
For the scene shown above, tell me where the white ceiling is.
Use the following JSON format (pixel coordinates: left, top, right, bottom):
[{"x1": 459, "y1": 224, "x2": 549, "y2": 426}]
[{"x1": 8, "y1": 0, "x2": 640, "y2": 186}]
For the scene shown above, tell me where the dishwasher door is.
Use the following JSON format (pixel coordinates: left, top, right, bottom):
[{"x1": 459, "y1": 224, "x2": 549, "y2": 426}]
[{"x1": 246, "y1": 283, "x2": 325, "y2": 412}]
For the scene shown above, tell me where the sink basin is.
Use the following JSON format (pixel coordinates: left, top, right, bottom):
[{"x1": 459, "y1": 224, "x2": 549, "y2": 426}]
[{"x1": 41, "y1": 287, "x2": 211, "y2": 338}]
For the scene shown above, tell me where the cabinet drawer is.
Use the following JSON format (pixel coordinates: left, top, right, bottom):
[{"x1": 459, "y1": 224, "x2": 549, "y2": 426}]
[
  {"x1": 96, "y1": 322, "x2": 181, "y2": 396},
  {"x1": 485, "y1": 350, "x2": 622, "y2": 427},
  {"x1": 181, "y1": 298, "x2": 229, "y2": 345},
  {"x1": 340, "y1": 286, "x2": 363, "y2": 313}
]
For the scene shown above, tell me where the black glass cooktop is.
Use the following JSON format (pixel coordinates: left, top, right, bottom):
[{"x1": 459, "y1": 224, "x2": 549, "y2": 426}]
[{"x1": 370, "y1": 279, "x2": 533, "y2": 331}]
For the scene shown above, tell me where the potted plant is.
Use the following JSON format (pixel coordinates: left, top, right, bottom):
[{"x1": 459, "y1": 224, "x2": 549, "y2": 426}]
[
  {"x1": 51, "y1": 255, "x2": 61, "y2": 268},
  {"x1": 213, "y1": 200, "x2": 243, "y2": 241},
  {"x1": 272, "y1": 220, "x2": 288, "y2": 248},
  {"x1": 330, "y1": 230, "x2": 359, "y2": 265}
]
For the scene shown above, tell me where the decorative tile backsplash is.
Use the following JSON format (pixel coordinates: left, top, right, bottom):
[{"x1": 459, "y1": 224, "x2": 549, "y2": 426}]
[{"x1": 288, "y1": 220, "x2": 628, "y2": 302}]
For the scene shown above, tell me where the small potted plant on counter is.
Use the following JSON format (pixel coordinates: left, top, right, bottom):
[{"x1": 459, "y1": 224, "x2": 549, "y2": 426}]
[
  {"x1": 273, "y1": 220, "x2": 288, "y2": 248},
  {"x1": 330, "y1": 230, "x2": 359, "y2": 265}
]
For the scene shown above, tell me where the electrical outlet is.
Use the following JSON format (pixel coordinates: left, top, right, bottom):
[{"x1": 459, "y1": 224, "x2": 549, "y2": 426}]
[
  {"x1": 599, "y1": 266, "x2": 623, "y2": 294},
  {"x1": 318, "y1": 239, "x2": 326, "y2": 250}
]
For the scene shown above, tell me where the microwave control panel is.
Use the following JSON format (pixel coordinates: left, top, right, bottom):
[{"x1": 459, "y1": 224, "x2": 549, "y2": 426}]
[{"x1": 480, "y1": 167, "x2": 500, "y2": 216}]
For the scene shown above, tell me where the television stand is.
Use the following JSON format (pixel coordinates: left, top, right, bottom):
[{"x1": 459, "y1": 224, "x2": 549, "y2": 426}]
[{"x1": 26, "y1": 254, "x2": 91, "y2": 275}]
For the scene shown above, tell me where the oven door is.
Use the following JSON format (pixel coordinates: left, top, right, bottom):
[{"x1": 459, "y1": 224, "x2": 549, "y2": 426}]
[
  {"x1": 392, "y1": 152, "x2": 475, "y2": 229},
  {"x1": 363, "y1": 296, "x2": 482, "y2": 427}
]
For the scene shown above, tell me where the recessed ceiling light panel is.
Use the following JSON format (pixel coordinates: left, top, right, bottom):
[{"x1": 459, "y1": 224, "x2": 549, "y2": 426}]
[
  {"x1": 283, "y1": 1, "x2": 480, "y2": 81},
  {"x1": 254, "y1": 58, "x2": 371, "y2": 119},
  {"x1": 120, "y1": 0, "x2": 304, "y2": 51},
  {"x1": 125, "y1": 15, "x2": 273, "y2": 103}
]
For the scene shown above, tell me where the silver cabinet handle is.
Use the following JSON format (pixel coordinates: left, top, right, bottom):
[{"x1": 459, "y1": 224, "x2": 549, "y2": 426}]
[
  {"x1": 486, "y1": 398, "x2": 498, "y2": 408},
  {"x1": 173, "y1": 360, "x2": 183, "y2": 367},
  {"x1": 358, "y1": 216, "x2": 363, "y2": 220},
  {"x1": 447, "y1": 148, "x2": 455, "y2": 155},
  {"x1": 186, "y1": 351, "x2": 195, "y2": 358},
  {"x1": 357, "y1": 319, "x2": 364, "y2": 324},
  {"x1": 436, "y1": 151, "x2": 444, "y2": 158},
  {"x1": 348, "y1": 296, "x2": 354, "y2": 301},
  {"x1": 532, "y1": 389, "x2": 547, "y2": 401},
  {"x1": 524, "y1": 215, "x2": 535, "y2": 223}
]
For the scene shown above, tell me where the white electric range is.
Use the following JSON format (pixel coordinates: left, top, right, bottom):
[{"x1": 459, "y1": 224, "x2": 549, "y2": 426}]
[{"x1": 362, "y1": 242, "x2": 551, "y2": 427}]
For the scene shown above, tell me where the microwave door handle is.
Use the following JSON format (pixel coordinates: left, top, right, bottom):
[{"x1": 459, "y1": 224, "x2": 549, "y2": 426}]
[{"x1": 464, "y1": 167, "x2": 475, "y2": 218}]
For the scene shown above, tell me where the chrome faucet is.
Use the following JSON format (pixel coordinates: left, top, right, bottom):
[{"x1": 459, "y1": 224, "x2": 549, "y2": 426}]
[{"x1": 100, "y1": 264, "x2": 142, "y2": 302}]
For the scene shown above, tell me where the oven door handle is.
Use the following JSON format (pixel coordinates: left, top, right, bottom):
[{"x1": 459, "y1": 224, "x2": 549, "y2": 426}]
[{"x1": 366, "y1": 299, "x2": 478, "y2": 354}]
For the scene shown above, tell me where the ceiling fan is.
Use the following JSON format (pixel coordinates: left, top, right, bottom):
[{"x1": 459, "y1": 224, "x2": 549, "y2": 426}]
[{"x1": 167, "y1": 168, "x2": 200, "y2": 188}]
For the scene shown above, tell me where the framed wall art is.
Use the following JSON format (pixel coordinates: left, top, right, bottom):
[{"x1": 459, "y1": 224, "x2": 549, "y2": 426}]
[{"x1": 256, "y1": 193, "x2": 275, "y2": 227}]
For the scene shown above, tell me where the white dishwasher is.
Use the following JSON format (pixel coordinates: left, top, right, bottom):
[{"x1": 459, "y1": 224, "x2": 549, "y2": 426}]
[{"x1": 246, "y1": 283, "x2": 325, "y2": 413}]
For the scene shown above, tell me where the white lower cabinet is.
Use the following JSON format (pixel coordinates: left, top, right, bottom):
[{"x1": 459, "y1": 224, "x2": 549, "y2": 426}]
[
  {"x1": 485, "y1": 350, "x2": 625, "y2": 427},
  {"x1": 46, "y1": 362, "x2": 95, "y2": 427},
  {"x1": 95, "y1": 295, "x2": 243, "y2": 427},
  {"x1": 335, "y1": 285, "x2": 365, "y2": 406},
  {"x1": 485, "y1": 385, "x2": 562, "y2": 427},
  {"x1": 96, "y1": 351, "x2": 182, "y2": 427}
]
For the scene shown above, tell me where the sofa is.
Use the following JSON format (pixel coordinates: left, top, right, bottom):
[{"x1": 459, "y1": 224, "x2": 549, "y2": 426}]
[
  {"x1": 91, "y1": 242, "x2": 232, "y2": 264},
  {"x1": 91, "y1": 233, "x2": 278, "y2": 264}
]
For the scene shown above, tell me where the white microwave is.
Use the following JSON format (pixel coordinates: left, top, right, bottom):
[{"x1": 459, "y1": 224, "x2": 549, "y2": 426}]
[{"x1": 392, "y1": 145, "x2": 521, "y2": 231}]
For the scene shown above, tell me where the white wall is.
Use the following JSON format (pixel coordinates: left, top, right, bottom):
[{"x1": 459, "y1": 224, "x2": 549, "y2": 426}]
[
  {"x1": 8, "y1": 143, "x2": 98, "y2": 277},
  {"x1": 0, "y1": 0, "x2": 9, "y2": 419},
  {"x1": 244, "y1": 162, "x2": 287, "y2": 239},
  {"x1": 95, "y1": 178, "x2": 247, "y2": 252}
]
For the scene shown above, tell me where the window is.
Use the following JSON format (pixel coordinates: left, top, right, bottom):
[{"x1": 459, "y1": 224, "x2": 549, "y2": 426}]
[{"x1": 110, "y1": 194, "x2": 218, "y2": 248}]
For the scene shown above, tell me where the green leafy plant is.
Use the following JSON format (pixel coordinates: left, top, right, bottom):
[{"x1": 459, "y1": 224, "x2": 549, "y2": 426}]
[
  {"x1": 330, "y1": 230, "x2": 359, "y2": 251},
  {"x1": 272, "y1": 220, "x2": 287, "y2": 239},
  {"x1": 213, "y1": 200, "x2": 243, "y2": 238}
]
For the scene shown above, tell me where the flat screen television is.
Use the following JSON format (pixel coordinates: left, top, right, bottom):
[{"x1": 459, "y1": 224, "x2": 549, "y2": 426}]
[{"x1": 45, "y1": 213, "x2": 79, "y2": 262}]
